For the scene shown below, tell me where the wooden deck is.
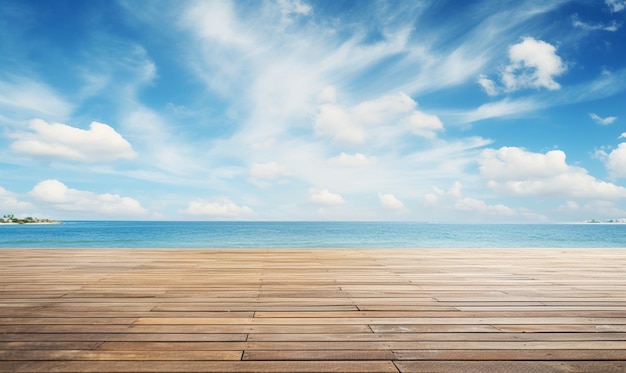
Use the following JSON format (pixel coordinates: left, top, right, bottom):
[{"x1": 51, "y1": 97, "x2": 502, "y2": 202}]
[{"x1": 1, "y1": 248, "x2": 625, "y2": 372}]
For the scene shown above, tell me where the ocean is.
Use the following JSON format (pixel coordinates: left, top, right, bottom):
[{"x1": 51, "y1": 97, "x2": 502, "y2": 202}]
[{"x1": 0, "y1": 221, "x2": 624, "y2": 248}]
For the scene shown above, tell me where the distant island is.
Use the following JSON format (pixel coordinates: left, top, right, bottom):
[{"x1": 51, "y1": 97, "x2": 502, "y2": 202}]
[
  {"x1": 1, "y1": 214, "x2": 59, "y2": 224},
  {"x1": 583, "y1": 218, "x2": 626, "y2": 224}
]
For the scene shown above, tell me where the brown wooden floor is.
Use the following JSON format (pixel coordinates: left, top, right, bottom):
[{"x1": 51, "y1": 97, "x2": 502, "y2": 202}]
[{"x1": 1, "y1": 248, "x2": 625, "y2": 372}]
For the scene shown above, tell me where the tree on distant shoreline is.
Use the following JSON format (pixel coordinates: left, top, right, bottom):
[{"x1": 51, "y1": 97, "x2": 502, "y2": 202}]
[{"x1": 1, "y1": 214, "x2": 57, "y2": 224}]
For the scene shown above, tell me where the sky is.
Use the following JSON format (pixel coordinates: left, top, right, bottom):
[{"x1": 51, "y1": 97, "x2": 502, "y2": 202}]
[{"x1": 1, "y1": 0, "x2": 626, "y2": 222}]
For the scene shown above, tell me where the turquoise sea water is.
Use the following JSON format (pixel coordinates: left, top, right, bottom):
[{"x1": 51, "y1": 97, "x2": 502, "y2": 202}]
[{"x1": 0, "y1": 221, "x2": 624, "y2": 248}]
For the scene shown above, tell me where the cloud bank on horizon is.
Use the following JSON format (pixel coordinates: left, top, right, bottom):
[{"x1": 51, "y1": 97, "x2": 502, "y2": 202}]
[{"x1": 1, "y1": 0, "x2": 625, "y2": 222}]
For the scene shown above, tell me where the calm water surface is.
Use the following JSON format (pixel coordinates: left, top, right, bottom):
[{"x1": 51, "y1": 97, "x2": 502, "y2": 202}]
[{"x1": 0, "y1": 221, "x2": 624, "y2": 248}]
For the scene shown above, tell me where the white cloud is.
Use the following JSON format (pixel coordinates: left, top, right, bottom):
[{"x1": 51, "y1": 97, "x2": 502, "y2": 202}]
[
  {"x1": 606, "y1": 143, "x2": 626, "y2": 178},
  {"x1": 477, "y1": 74, "x2": 499, "y2": 96},
  {"x1": 182, "y1": 1, "x2": 251, "y2": 48},
  {"x1": 0, "y1": 78, "x2": 73, "y2": 120},
  {"x1": 329, "y1": 152, "x2": 377, "y2": 167},
  {"x1": 352, "y1": 92, "x2": 416, "y2": 123},
  {"x1": 606, "y1": 0, "x2": 626, "y2": 12},
  {"x1": 120, "y1": 107, "x2": 203, "y2": 176},
  {"x1": 0, "y1": 186, "x2": 34, "y2": 213},
  {"x1": 317, "y1": 86, "x2": 337, "y2": 104},
  {"x1": 309, "y1": 188, "x2": 346, "y2": 205},
  {"x1": 277, "y1": 0, "x2": 312, "y2": 24},
  {"x1": 250, "y1": 162, "x2": 288, "y2": 179},
  {"x1": 30, "y1": 179, "x2": 146, "y2": 215},
  {"x1": 579, "y1": 200, "x2": 626, "y2": 218},
  {"x1": 479, "y1": 37, "x2": 566, "y2": 96},
  {"x1": 620, "y1": 133, "x2": 626, "y2": 139},
  {"x1": 423, "y1": 181, "x2": 544, "y2": 221},
  {"x1": 314, "y1": 104, "x2": 364, "y2": 144},
  {"x1": 180, "y1": 198, "x2": 255, "y2": 219},
  {"x1": 379, "y1": 193, "x2": 406, "y2": 211},
  {"x1": 457, "y1": 98, "x2": 539, "y2": 123},
  {"x1": 558, "y1": 200, "x2": 626, "y2": 220},
  {"x1": 590, "y1": 113, "x2": 617, "y2": 125},
  {"x1": 278, "y1": 0, "x2": 311, "y2": 15},
  {"x1": 479, "y1": 147, "x2": 626, "y2": 198},
  {"x1": 10, "y1": 119, "x2": 136, "y2": 162},
  {"x1": 454, "y1": 197, "x2": 515, "y2": 216},
  {"x1": 406, "y1": 111, "x2": 444, "y2": 139},
  {"x1": 559, "y1": 200, "x2": 580, "y2": 211},
  {"x1": 314, "y1": 92, "x2": 443, "y2": 144},
  {"x1": 502, "y1": 37, "x2": 566, "y2": 91},
  {"x1": 250, "y1": 162, "x2": 290, "y2": 186},
  {"x1": 572, "y1": 15, "x2": 620, "y2": 32}
]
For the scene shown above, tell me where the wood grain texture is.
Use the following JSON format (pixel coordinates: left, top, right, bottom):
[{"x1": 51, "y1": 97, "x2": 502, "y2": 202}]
[{"x1": 1, "y1": 248, "x2": 625, "y2": 372}]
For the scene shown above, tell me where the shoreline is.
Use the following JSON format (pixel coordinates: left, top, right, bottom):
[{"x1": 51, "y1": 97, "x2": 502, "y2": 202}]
[{"x1": 0, "y1": 221, "x2": 61, "y2": 225}]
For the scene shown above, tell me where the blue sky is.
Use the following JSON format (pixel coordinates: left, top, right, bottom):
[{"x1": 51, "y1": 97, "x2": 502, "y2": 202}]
[{"x1": 1, "y1": 0, "x2": 625, "y2": 222}]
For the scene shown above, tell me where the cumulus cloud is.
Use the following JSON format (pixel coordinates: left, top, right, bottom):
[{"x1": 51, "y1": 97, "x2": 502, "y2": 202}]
[
  {"x1": 309, "y1": 188, "x2": 346, "y2": 205},
  {"x1": 502, "y1": 37, "x2": 566, "y2": 91},
  {"x1": 620, "y1": 133, "x2": 626, "y2": 139},
  {"x1": 180, "y1": 198, "x2": 254, "y2": 219},
  {"x1": 314, "y1": 92, "x2": 443, "y2": 144},
  {"x1": 423, "y1": 181, "x2": 542, "y2": 220},
  {"x1": 406, "y1": 111, "x2": 444, "y2": 139},
  {"x1": 590, "y1": 113, "x2": 617, "y2": 125},
  {"x1": 558, "y1": 200, "x2": 626, "y2": 220},
  {"x1": 10, "y1": 119, "x2": 136, "y2": 162},
  {"x1": 606, "y1": 0, "x2": 626, "y2": 12},
  {"x1": 479, "y1": 37, "x2": 565, "y2": 95},
  {"x1": 454, "y1": 197, "x2": 515, "y2": 216},
  {"x1": 30, "y1": 179, "x2": 146, "y2": 215},
  {"x1": 606, "y1": 143, "x2": 626, "y2": 178},
  {"x1": 329, "y1": 152, "x2": 377, "y2": 167},
  {"x1": 479, "y1": 147, "x2": 626, "y2": 198},
  {"x1": 0, "y1": 186, "x2": 34, "y2": 213},
  {"x1": 379, "y1": 193, "x2": 406, "y2": 211}
]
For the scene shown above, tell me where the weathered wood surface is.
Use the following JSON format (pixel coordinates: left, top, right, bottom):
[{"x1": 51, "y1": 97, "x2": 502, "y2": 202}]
[{"x1": 1, "y1": 248, "x2": 625, "y2": 372}]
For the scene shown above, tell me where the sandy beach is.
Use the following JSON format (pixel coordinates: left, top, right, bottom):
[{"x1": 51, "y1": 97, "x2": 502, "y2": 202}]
[{"x1": 1, "y1": 248, "x2": 625, "y2": 372}]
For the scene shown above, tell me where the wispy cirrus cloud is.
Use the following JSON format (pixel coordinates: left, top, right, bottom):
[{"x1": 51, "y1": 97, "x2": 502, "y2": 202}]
[
  {"x1": 606, "y1": 0, "x2": 626, "y2": 13},
  {"x1": 572, "y1": 14, "x2": 621, "y2": 32},
  {"x1": 0, "y1": 77, "x2": 73, "y2": 122},
  {"x1": 590, "y1": 113, "x2": 617, "y2": 125}
]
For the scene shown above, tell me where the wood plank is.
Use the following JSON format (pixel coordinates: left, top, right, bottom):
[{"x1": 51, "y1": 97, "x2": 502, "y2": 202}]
[
  {"x1": 0, "y1": 350, "x2": 243, "y2": 361},
  {"x1": 243, "y1": 349, "x2": 396, "y2": 360},
  {"x1": 0, "y1": 361, "x2": 400, "y2": 373},
  {"x1": 2, "y1": 248, "x2": 626, "y2": 371},
  {"x1": 393, "y1": 349, "x2": 626, "y2": 360},
  {"x1": 395, "y1": 361, "x2": 626, "y2": 373}
]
